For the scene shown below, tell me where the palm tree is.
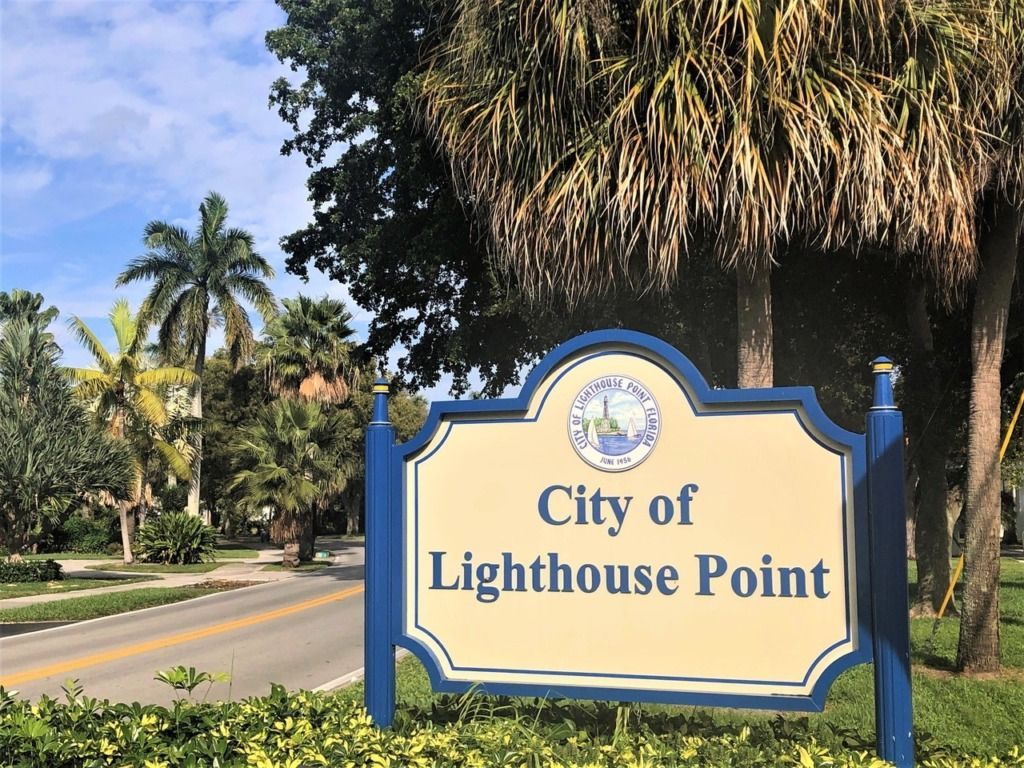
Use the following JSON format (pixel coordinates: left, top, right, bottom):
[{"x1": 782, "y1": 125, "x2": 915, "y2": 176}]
[
  {"x1": 261, "y1": 295, "x2": 357, "y2": 403},
  {"x1": 957, "y1": 4, "x2": 1024, "y2": 670},
  {"x1": 66, "y1": 300, "x2": 196, "y2": 563},
  {"x1": 228, "y1": 399, "x2": 342, "y2": 567},
  {"x1": 417, "y1": 2, "x2": 994, "y2": 387},
  {"x1": 116, "y1": 191, "x2": 277, "y2": 521}
]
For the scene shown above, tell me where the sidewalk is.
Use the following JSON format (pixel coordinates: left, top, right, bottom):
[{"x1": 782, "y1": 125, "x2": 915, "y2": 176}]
[{"x1": 0, "y1": 538, "x2": 364, "y2": 610}]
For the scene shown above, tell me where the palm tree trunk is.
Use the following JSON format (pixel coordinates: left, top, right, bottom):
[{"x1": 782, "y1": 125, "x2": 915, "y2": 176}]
[
  {"x1": 280, "y1": 509, "x2": 302, "y2": 568},
  {"x1": 904, "y1": 278, "x2": 955, "y2": 615},
  {"x1": 188, "y1": 330, "x2": 207, "y2": 522},
  {"x1": 109, "y1": 408, "x2": 135, "y2": 564},
  {"x1": 736, "y1": 263, "x2": 773, "y2": 388},
  {"x1": 956, "y1": 200, "x2": 1021, "y2": 672},
  {"x1": 299, "y1": 506, "x2": 317, "y2": 561}
]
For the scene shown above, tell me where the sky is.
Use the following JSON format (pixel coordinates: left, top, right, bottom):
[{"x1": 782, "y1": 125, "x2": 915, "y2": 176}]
[{"x1": 0, "y1": 0, "x2": 461, "y2": 397}]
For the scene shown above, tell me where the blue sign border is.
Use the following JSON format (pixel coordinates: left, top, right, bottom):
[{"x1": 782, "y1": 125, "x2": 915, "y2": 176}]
[{"x1": 387, "y1": 329, "x2": 873, "y2": 712}]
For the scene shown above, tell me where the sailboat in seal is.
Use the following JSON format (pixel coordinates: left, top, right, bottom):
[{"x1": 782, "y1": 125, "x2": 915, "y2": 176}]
[
  {"x1": 587, "y1": 419, "x2": 600, "y2": 447},
  {"x1": 626, "y1": 417, "x2": 639, "y2": 441}
]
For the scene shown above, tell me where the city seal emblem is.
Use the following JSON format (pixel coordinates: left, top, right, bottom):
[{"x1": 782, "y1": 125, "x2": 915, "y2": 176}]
[{"x1": 568, "y1": 376, "x2": 661, "y2": 471}]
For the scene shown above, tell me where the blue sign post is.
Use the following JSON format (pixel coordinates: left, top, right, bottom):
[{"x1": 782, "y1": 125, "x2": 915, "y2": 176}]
[
  {"x1": 365, "y1": 378, "x2": 395, "y2": 727},
  {"x1": 363, "y1": 332, "x2": 915, "y2": 766},
  {"x1": 866, "y1": 359, "x2": 915, "y2": 767}
]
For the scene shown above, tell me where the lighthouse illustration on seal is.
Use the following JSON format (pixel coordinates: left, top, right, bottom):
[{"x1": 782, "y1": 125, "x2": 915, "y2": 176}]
[{"x1": 570, "y1": 376, "x2": 660, "y2": 471}]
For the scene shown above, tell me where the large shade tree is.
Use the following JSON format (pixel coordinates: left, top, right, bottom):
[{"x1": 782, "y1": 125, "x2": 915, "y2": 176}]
[
  {"x1": 66, "y1": 300, "x2": 196, "y2": 563},
  {"x1": 117, "y1": 192, "x2": 277, "y2": 521}
]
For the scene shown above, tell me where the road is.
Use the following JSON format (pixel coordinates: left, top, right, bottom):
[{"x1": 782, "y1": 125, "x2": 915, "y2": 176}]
[{"x1": 0, "y1": 563, "x2": 366, "y2": 705}]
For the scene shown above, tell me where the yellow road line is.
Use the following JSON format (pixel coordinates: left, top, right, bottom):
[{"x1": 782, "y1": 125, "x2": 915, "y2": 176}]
[{"x1": 1, "y1": 584, "x2": 364, "y2": 687}]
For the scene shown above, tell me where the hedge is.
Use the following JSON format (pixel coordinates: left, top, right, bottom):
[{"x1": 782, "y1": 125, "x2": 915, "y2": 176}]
[
  {"x1": 0, "y1": 558, "x2": 62, "y2": 583},
  {"x1": 1, "y1": 685, "x2": 1021, "y2": 768}
]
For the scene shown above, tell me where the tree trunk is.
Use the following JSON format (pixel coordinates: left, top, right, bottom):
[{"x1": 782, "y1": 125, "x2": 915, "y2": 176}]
[
  {"x1": 188, "y1": 329, "x2": 207, "y2": 523},
  {"x1": 279, "y1": 509, "x2": 303, "y2": 568},
  {"x1": 905, "y1": 459, "x2": 919, "y2": 560},
  {"x1": 298, "y1": 506, "x2": 316, "y2": 561},
  {"x1": 343, "y1": 483, "x2": 364, "y2": 535},
  {"x1": 903, "y1": 278, "x2": 954, "y2": 615},
  {"x1": 736, "y1": 264, "x2": 773, "y2": 388},
  {"x1": 118, "y1": 502, "x2": 135, "y2": 564},
  {"x1": 956, "y1": 200, "x2": 1021, "y2": 672},
  {"x1": 109, "y1": 408, "x2": 135, "y2": 564}
]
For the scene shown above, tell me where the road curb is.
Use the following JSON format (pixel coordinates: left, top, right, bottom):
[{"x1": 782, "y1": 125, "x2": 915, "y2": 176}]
[{"x1": 313, "y1": 649, "x2": 409, "y2": 693}]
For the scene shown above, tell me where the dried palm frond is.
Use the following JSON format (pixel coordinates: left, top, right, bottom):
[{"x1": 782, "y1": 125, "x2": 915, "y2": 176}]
[{"x1": 419, "y1": 0, "x2": 1014, "y2": 302}]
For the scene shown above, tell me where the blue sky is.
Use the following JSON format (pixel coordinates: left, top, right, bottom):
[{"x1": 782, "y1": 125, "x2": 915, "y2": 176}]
[{"x1": 0, "y1": 1, "x2": 455, "y2": 391}]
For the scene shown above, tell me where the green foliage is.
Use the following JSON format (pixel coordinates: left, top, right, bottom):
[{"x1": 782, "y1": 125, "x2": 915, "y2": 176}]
[
  {"x1": 117, "y1": 191, "x2": 276, "y2": 367},
  {"x1": 261, "y1": 294, "x2": 357, "y2": 403},
  {"x1": 230, "y1": 400, "x2": 339, "y2": 512},
  {"x1": 324, "y1": 371, "x2": 427, "y2": 533},
  {"x1": 199, "y1": 352, "x2": 269, "y2": 522},
  {"x1": 267, "y1": 0, "x2": 564, "y2": 396},
  {"x1": 50, "y1": 512, "x2": 119, "y2": 554},
  {"x1": 0, "y1": 682, "x2": 1019, "y2": 768},
  {"x1": 0, "y1": 311, "x2": 135, "y2": 556},
  {"x1": 0, "y1": 289, "x2": 58, "y2": 332},
  {"x1": 0, "y1": 558, "x2": 62, "y2": 583},
  {"x1": 134, "y1": 512, "x2": 217, "y2": 564},
  {"x1": 155, "y1": 665, "x2": 230, "y2": 700}
]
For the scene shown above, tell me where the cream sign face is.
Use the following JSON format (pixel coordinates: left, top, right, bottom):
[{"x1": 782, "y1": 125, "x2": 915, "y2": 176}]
[{"x1": 396, "y1": 333, "x2": 871, "y2": 710}]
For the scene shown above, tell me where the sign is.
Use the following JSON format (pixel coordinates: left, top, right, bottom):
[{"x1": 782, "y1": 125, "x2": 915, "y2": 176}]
[{"x1": 364, "y1": 331, "x2": 914, "y2": 767}]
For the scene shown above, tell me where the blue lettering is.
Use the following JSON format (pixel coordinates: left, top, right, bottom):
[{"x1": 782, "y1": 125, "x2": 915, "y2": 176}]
[
  {"x1": 656, "y1": 565, "x2": 679, "y2": 595},
  {"x1": 696, "y1": 554, "x2": 727, "y2": 595},
  {"x1": 676, "y1": 484, "x2": 698, "y2": 524},
  {"x1": 538, "y1": 484, "x2": 572, "y2": 526},
  {"x1": 475, "y1": 562, "x2": 500, "y2": 603},
  {"x1": 731, "y1": 566, "x2": 757, "y2": 597},
  {"x1": 429, "y1": 551, "x2": 459, "y2": 590},
  {"x1": 634, "y1": 564, "x2": 653, "y2": 595}
]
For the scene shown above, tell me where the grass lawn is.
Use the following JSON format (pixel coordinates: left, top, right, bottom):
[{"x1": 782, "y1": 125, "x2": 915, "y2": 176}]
[
  {"x1": 86, "y1": 561, "x2": 224, "y2": 573},
  {"x1": 339, "y1": 558, "x2": 1024, "y2": 758},
  {"x1": 0, "y1": 585, "x2": 235, "y2": 622},
  {"x1": 261, "y1": 561, "x2": 329, "y2": 572},
  {"x1": 22, "y1": 552, "x2": 117, "y2": 560},
  {"x1": 0, "y1": 576, "x2": 156, "y2": 599},
  {"x1": 214, "y1": 547, "x2": 259, "y2": 559}
]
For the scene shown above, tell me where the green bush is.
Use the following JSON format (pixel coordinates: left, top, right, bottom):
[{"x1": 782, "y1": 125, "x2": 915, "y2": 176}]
[
  {"x1": 54, "y1": 514, "x2": 115, "y2": 553},
  {"x1": 0, "y1": 559, "x2": 62, "y2": 582},
  {"x1": 0, "y1": 685, "x2": 1019, "y2": 768},
  {"x1": 135, "y1": 512, "x2": 217, "y2": 565}
]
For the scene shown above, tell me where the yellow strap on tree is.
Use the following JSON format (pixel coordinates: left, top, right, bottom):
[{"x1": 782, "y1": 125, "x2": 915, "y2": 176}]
[{"x1": 935, "y1": 387, "x2": 1024, "y2": 621}]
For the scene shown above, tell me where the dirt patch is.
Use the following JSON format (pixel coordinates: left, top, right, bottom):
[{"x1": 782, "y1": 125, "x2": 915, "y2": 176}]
[{"x1": 914, "y1": 664, "x2": 1024, "y2": 681}]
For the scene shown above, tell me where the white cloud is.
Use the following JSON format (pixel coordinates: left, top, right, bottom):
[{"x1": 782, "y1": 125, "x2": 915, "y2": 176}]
[
  {"x1": 0, "y1": 0, "x2": 490, "y2": 402},
  {"x1": 0, "y1": 0, "x2": 311, "y2": 249}
]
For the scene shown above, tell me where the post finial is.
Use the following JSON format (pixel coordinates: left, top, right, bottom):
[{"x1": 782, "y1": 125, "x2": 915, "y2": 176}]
[
  {"x1": 871, "y1": 357, "x2": 895, "y2": 410},
  {"x1": 371, "y1": 377, "x2": 390, "y2": 423}
]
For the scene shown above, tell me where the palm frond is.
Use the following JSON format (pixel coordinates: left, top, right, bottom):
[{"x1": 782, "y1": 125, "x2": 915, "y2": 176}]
[
  {"x1": 136, "y1": 366, "x2": 197, "y2": 389},
  {"x1": 417, "y1": 0, "x2": 1010, "y2": 298},
  {"x1": 66, "y1": 316, "x2": 113, "y2": 370},
  {"x1": 133, "y1": 387, "x2": 170, "y2": 427},
  {"x1": 153, "y1": 437, "x2": 193, "y2": 482}
]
